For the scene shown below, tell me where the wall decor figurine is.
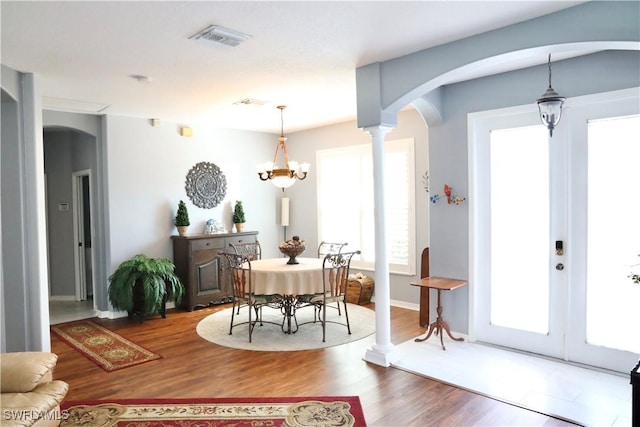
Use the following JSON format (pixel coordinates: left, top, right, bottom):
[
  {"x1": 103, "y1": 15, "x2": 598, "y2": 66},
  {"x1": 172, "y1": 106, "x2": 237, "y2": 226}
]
[
  {"x1": 430, "y1": 184, "x2": 466, "y2": 205},
  {"x1": 185, "y1": 161, "x2": 227, "y2": 209}
]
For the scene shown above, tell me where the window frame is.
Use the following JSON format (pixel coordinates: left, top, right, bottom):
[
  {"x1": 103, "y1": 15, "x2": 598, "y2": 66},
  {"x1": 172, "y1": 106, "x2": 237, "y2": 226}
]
[{"x1": 316, "y1": 137, "x2": 416, "y2": 275}]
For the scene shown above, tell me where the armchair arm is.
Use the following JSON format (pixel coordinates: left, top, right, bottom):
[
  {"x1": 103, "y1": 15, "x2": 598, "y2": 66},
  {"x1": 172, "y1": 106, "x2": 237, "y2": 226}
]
[{"x1": 0, "y1": 353, "x2": 58, "y2": 393}]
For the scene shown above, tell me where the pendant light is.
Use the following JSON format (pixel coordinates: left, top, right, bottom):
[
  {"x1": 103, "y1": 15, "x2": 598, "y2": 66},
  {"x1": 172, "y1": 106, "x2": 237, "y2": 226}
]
[
  {"x1": 536, "y1": 54, "x2": 566, "y2": 137},
  {"x1": 257, "y1": 106, "x2": 310, "y2": 191}
]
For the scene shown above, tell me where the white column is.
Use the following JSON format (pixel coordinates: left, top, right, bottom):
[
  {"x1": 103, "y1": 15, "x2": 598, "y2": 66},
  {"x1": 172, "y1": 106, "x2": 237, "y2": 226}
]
[{"x1": 362, "y1": 125, "x2": 400, "y2": 367}]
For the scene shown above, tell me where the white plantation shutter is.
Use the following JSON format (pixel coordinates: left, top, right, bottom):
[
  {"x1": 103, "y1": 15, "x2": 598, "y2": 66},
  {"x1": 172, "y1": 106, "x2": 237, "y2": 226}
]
[{"x1": 316, "y1": 138, "x2": 415, "y2": 274}]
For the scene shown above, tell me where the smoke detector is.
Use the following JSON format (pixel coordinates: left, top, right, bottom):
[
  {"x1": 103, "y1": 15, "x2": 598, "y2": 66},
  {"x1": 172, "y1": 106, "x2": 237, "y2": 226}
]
[{"x1": 190, "y1": 25, "x2": 251, "y2": 47}]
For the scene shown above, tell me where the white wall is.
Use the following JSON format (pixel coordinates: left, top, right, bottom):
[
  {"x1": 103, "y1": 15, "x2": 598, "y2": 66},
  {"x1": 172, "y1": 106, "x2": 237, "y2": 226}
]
[{"x1": 104, "y1": 115, "x2": 283, "y2": 270}]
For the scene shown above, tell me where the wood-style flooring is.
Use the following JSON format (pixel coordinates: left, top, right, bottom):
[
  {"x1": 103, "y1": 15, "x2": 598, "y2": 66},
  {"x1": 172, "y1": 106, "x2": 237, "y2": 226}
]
[{"x1": 51, "y1": 303, "x2": 575, "y2": 426}]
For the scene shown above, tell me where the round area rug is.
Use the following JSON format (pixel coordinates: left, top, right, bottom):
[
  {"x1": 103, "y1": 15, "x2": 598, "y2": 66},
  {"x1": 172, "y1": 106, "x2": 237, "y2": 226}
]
[{"x1": 196, "y1": 303, "x2": 375, "y2": 351}]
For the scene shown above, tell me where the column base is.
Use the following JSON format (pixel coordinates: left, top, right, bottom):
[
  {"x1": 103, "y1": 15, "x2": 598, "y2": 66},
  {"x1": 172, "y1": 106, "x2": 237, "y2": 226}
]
[{"x1": 363, "y1": 344, "x2": 401, "y2": 367}]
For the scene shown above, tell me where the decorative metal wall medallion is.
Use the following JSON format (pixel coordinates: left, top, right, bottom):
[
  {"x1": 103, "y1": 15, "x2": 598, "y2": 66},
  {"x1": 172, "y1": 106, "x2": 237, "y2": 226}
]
[{"x1": 185, "y1": 162, "x2": 227, "y2": 209}]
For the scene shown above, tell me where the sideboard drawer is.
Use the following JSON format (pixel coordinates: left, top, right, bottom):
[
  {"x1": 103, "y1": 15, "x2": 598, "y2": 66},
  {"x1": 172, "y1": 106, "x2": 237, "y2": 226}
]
[
  {"x1": 190, "y1": 239, "x2": 225, "y2": 252},
  {"x1": 226, "y1": 235, "x2": 256, "y2": 247}
]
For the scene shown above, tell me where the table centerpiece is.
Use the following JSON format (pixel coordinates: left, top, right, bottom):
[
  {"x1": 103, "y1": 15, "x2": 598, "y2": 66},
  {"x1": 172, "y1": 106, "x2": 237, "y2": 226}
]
[{"x1": 279, "y1": 236, "x2": 306, "y2": 265}]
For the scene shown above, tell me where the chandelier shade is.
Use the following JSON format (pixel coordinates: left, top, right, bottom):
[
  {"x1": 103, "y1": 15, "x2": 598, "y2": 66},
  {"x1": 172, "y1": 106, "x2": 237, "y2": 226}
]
[
  {"x1": 257, "y1": 106, "x2": 310, "y2": 190},
  {"x1": 536, "y1": 54, "x2": 566, "y2": 137}
]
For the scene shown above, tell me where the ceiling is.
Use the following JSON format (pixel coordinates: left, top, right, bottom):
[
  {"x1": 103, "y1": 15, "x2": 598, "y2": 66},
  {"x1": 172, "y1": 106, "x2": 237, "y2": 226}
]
[{"x1": 1, "y1": 1, "x2": 585, "y2": 134}]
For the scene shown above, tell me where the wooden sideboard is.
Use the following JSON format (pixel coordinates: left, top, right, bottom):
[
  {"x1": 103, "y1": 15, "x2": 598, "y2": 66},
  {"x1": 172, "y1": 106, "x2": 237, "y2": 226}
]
[{"x1": 171, "y1": 231, "x2": 258, "y2": 311}]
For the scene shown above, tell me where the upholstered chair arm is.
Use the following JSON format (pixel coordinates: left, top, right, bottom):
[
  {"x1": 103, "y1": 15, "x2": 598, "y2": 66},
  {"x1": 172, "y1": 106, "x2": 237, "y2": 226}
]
[{"x1": 0, "y1": 353, "x2": 59, "y2": 393}]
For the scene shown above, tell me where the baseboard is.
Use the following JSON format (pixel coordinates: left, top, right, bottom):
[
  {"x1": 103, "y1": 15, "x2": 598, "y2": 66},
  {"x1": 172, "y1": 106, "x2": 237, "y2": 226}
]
[
  {"x1": 390, "y1": 299, "x2": 419, "y2": 311},
  {"x1": 49, "y1": 295, "x2": 76, "y2": 301},
  {"x1": 96, "y1": 301, "x2": 177, "y2": 320}
]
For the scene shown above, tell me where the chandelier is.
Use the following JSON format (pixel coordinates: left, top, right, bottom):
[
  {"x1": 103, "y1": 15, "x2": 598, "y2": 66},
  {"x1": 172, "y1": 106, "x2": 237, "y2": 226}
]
[
  {"x1": 536, "y1": 54, "x2": 566, "y2": 137},
  {"x1": 257, "y1": 105, "x2": 310, "y2": 190}
]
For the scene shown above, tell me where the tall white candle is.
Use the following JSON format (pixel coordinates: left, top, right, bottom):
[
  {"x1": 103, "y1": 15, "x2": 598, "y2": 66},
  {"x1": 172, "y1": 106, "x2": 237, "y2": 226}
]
[{"x1": 281, "y1": 197, "x2": 290, "y2": 226}]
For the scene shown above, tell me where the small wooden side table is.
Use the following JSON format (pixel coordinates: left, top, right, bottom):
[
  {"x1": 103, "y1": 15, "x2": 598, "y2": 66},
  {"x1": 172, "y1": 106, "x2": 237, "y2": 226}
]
[{"x1": 410, "y1": 276, "x2": 468, "y2": 350}]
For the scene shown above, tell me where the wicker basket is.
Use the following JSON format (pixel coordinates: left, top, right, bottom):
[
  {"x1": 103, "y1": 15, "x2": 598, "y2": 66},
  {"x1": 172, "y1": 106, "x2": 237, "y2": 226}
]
[{"x1": 346, "y1": 276, "x2": 374, "y2": 305}]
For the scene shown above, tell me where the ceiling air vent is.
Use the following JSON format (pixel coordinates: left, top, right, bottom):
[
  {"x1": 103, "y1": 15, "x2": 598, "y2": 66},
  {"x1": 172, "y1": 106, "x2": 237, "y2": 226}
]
[
  {"x1": 233, "y1": 98, "x2": 269, "y2": 107},
  {"x1": 190, "y1": 25, "x2": 251, "y2": 47}
]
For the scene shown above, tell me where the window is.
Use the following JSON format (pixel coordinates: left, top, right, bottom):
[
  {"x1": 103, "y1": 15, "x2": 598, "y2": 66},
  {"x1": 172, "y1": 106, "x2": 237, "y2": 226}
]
[{"x1": 316, "y1": 138, "x2": 415, "y2": 274}]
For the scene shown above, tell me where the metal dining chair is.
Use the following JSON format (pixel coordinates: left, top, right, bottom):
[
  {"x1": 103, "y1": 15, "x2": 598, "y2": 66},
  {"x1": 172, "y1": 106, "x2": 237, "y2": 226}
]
[
  {"x1": 317, "y1": 241, "x2": 348, "y2": 314},
  {"x1": 303, "y1": 250, "x2": 361, "y2": 342},
  {"x1": 228, "y1": 241, "x2": 262, "y2": 315},
  {"x1": 219, "y1": 251, "x2": 267, "y2": 343}
]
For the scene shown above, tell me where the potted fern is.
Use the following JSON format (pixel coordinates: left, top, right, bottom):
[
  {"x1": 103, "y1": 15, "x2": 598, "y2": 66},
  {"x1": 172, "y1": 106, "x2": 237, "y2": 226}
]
[
  {"x1": 232, "y1": 200, "x2": 246, "y2": 232},
  {"x1": 175, "y1": 200, "x2": 190, "y2": 236},
  {"x1": 108, "y1": 254, "x2": 185, "y2": 321}
]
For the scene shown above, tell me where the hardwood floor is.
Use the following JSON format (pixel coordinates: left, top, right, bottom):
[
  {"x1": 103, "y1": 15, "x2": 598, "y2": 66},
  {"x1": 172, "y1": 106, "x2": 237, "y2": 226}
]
[{"x1": 51, "y1": 303, "x2": 575, "y2": 426}]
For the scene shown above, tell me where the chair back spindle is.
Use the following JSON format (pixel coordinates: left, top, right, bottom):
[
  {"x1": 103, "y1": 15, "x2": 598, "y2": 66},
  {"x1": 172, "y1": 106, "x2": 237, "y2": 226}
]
[
  {"x1": 229, "y1": 241, "x2": 262, "y2": 261},
  {"x1": 317, "y1": 241, "x2": 348, "y2": 258}
]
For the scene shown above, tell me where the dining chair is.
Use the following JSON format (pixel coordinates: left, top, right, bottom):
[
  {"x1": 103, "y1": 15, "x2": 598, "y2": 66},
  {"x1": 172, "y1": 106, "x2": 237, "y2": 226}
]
[
  {"x1": 219, "y1": 251, "x2": 268, "y2": 343},
  {"x1": 317, "y1": 241, "x2": 348, "y2": 258},
  {"x1": 228, "y1": 241, "x2": 262, "y2": 315},
  {"x1": 303, "y1": 250, "x2": 361, "y2": 342},
  {"x1": 317, "y1": 241, "x2": 348, "y2": 315},
  {"x1": 229, "y1": 240, "x2": 262, "y2": 261}
]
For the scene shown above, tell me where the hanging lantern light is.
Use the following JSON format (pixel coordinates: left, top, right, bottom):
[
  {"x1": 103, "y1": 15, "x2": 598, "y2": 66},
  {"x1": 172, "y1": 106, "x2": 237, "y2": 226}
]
[{"x1": 536, "y1": 54, "x2": 566, "y2": 137}]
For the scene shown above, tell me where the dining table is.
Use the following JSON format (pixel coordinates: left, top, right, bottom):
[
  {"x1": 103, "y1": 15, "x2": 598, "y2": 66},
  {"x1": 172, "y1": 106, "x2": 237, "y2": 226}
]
[{"x1": 244, "y1": 257, "x2": 325, "y2": 334}]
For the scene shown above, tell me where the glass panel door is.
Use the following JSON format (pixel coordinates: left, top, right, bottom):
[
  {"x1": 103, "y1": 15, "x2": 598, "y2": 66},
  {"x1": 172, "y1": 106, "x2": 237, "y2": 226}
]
[
  {"x1": 490, "y1": 125, "x2": 550, "y2": 334},
  {"x1": 472, "y1": 89, "x2": 640, "y2": 373},
  {"x1": 471, "y1": 110, "x2": 565, "y2": 359},
  {"x1": 566, "y1": 102, "x2": 640, "y2": 372},
  {"x1": 586, "y1": 115, "x2": 640, "y2": 353}
]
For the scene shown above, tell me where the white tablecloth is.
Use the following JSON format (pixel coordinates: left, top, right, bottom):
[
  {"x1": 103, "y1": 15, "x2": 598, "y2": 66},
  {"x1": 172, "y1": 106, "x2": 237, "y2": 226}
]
[{"x1": 247, "y1": 257, "x2": 324, "y2": 295}]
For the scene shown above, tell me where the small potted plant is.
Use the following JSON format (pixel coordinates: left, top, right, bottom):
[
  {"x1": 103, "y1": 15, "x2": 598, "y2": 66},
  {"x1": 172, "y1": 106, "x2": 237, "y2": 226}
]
[
  {"x1": 232, "y1": 200, "x2": 246, "y2": 232},
  {"x1": 108, "y1": 254, "x2": 184, "y2": 322},
  {"x1": 175, "y1": 200, "x2": 190, "y2": 236}
]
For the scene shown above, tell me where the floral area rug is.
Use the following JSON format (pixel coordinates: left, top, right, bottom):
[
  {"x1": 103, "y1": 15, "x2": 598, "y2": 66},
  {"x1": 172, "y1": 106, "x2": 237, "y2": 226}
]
[
  {"x1": 51, "y1": 320, "x2": 161, "y2": 372},
  {"x1": 60, "y1": 396, "x2": 366, "y2": 427}
]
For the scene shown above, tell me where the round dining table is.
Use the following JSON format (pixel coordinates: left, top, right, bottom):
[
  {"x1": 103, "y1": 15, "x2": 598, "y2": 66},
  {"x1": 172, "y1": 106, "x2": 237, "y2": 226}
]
[
  {"x1": 244, "y1": 257, "x2": 324, "y2": 334},
  {"x1": 248, "y1": 257, "x2": 324, "y2": 295}
]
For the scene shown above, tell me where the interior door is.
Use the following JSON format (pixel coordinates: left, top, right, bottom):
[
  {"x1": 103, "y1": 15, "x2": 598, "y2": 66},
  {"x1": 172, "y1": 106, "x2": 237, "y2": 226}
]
[
  {"x1": 470, "y1": 88, "x2": 640, "y2": 373},
  {"x1": 72, "y1": 170, "x2": 94, "y2": 302}
]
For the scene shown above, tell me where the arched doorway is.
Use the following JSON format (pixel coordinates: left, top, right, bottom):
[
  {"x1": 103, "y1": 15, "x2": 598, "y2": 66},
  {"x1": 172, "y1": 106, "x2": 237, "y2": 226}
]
[{"x1": 44, "y1": 126, "x2": 98, "y2": 324}]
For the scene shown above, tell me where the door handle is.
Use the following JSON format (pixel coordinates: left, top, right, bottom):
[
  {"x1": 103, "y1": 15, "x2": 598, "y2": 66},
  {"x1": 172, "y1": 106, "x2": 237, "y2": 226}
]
[{"x1": 555, "y1": 263, "x2": 564, "y2": 271}]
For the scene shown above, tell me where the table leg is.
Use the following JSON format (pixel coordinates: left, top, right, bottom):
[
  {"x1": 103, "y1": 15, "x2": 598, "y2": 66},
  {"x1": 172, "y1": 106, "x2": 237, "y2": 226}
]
[
  {"x1": 414, "y1": 289, "x2": 464, "y2": 350},
  {"x1": 419, "y1": 286, "x2": 430, "y2": 327},
  {"x1": 280, "y1": 296, "x2": 299, "y2": 334}
]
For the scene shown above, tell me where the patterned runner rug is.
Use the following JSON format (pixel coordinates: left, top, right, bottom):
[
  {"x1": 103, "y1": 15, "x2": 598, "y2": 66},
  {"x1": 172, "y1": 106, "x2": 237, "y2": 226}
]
[
  {"x1": 51, "y1": 320, "x2": 161, "y2": 372},
  {"x1": 60, "y1": 396, "x2": 366, "y2": 427}
]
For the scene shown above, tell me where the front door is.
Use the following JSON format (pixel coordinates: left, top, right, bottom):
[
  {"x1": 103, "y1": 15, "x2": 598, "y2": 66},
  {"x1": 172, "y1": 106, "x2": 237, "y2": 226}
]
[{"x1": 470, "y1": 89, "x2": 640, "y2": 373}]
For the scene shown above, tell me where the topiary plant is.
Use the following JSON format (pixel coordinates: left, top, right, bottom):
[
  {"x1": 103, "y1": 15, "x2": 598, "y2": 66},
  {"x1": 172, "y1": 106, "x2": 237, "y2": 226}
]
[
  {"x1": 175, "y1": 200, "x2": 190, "y2": 226},
  {"x1": 108, "y1": 254, "x2": 184, "y2": 319},
  {"x1": 232, "y1": 200, "x2": 246, "y2": 224}
]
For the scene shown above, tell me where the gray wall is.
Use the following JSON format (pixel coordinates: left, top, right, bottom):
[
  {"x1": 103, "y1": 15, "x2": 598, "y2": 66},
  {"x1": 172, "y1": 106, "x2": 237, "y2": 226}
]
[
  {"x1": 1, "y1": 65, "x2": 49, "y2": 352},
  {"x1": 1, "y1": 76, "x2": 24, "y2": 352},
  {"x1": 44, "y1": 132, "x2": 74, "y2": 296},
  {"x1": 43, "y1": 128, "x2": 98, "y2": 297}
]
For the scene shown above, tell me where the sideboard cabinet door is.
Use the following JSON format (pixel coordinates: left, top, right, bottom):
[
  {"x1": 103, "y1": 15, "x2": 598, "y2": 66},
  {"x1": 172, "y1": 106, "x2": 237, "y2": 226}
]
[{"x1": 172, "y1": 231, "x2": 258, "y2": 311}]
